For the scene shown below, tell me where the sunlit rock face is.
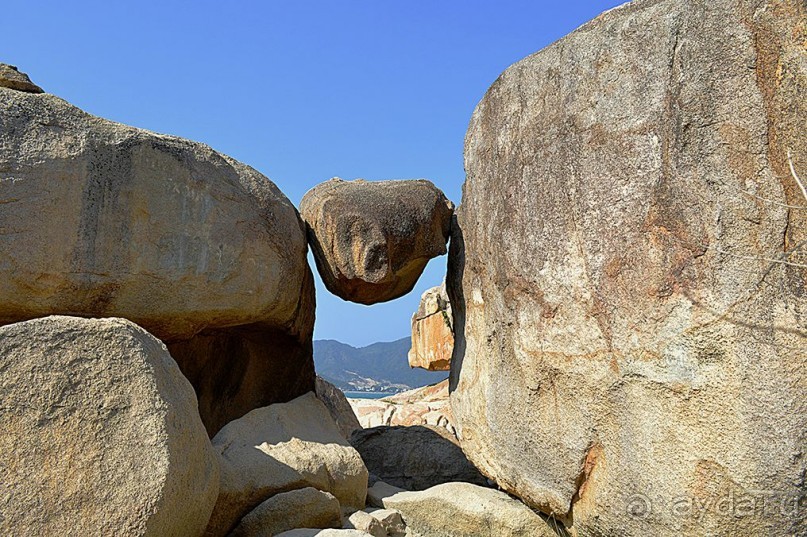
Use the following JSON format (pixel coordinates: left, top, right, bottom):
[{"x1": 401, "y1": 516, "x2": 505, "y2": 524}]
[
  {"x1": 0, "y1": 82, "x2": 316, "y2": 435},
  {"x1": 449, "y1": 0, "x2": 806, "y2": 535},
  {"x1": 408, "y1": 283, "x2": 454, "y2": 372}
]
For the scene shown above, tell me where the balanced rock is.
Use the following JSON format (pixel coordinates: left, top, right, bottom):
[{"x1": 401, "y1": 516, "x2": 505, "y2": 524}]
[
  {"x1": 301, "y1": 178, "x2": 453, "y2": 304},
  {"x1": 0, "y1": 63, "x2": 43, "y2": 93},
  {"x1": 350, "y1": 425, "x2": 486, "y2": 491},
  {"x1": 0, "y1": 316, "x2": 219, "y2": 536},
  {"x1": 382, "y1": 482, "x2": 556, "y2": 537},
  {"x1": 0, "y1": 82, "x2": 316, "y2": 434},
  {"x1": 230, "y1": 488, "x2": 342, "y2": 537},
  {"x1": 450, "y1": 0, "x2": 806, "y2": 535},
  {"x1": 408, "y1": 283, "x2": 453, "y2": 371},
  {"x1": 316, "y1": 375, "x2": 362, "y2": 439},
  {"x1": 205, "y1": 393, "x2": 368, "y2": 537}
]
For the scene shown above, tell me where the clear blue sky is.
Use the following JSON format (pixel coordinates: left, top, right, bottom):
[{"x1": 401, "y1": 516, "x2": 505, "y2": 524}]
[{"x1": 4, "y1": 0, "x2": 622, "y2": 346}]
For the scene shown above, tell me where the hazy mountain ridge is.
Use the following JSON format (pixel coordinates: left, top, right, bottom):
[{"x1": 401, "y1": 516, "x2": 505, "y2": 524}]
[{"x1": 314, "y1": 337, "x2": 447, "y2": 393}]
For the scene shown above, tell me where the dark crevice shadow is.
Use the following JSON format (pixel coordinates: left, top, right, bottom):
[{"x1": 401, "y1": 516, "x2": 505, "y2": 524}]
[{"x1": 446, "y1": 214, "x2": 466, "y2": 394}]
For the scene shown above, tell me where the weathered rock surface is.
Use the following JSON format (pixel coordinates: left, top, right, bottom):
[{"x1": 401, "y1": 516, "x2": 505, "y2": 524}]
[
  {"x1": 382, "y1": 482, "x2": 557, "y2": 537},
  {"x1": 301, "y1": 178, "x2": 453, "y2": 304},
  {"x1": 450, "y1": 0, "x2": 807, "y2": 535},
  {"x1": 0, "y1": 63, "x2": 43, "y2": 93},
  {"x1": 0, "y1": 83, "x2": 316, "y2": 434},
  {"x1": 408, "y1": 283, "x2": 453, "y2": 371},
  {"x1": 229, "y1": 487, "x2": 342, "y2": 537},
  {"x1": 0, "y1": 316, "x2": 219, "y2": 536},
  {"x1": 349, "y1": 380, "x2": 455, "y2": 435},
  {"x1": 205, "y1": 393, "x2": 368, "y2": 537},
  {"x1": 350, "y1": 426, "x2": 487, "y2": 490},
  {"x1": 316, "y1": 375, "x2": 362, "y2": 439}
]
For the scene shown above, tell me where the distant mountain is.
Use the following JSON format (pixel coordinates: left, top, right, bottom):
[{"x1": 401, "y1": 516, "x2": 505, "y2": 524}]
[{"x1": 314, "y1": 337, "x2": 448, "y2": 393}]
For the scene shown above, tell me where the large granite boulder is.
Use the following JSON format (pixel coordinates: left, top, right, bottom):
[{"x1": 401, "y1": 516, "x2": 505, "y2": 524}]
[
  {"x1": 350, "y1": 426, "x2": 486, "y2": 490},
  {"x1": 205, "y1": 393, "x2": 368, "y2": 537},
  {"x1": 0, "y1": 316, "x2": 219, "y2": 536},
  {"x1": 449, "y1": 0, "x2": 806, "y2": 536},
  {"x1": 408, "y1": 283, "x2": 453, "y2": 371},
  {"x1": 0, "y1": 81, "x2": 316, "y2": 434},
  {"x1": 300, "y1": 178, "x2": 453, "y2": 304},
  {"x1": 382, "y1": 482, "x2": 557, "y2": 537}
]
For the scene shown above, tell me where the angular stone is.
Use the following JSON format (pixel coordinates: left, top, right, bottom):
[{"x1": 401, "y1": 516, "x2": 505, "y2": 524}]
[
  {"x1": 301, "y1": 178, "x2": 453, "y2": 304},
  {"x1": 450, "y1": 0, "x2": 807, "y2": 535},
  {"x1": 0, "y1": 63, "x2": 43, "y2": 93},
  {"x1": 344, "y1": 510, "x2": 386, "y2": 537},
  {"x1": 0, "y1": 316, "x2": 219, "y2": 536},
  {"x1": 408, "y1": 283, "x2": 453, "y2": 371},
  {"x1": 316, "y1": 376, "x2": 362, "y2": 439}
]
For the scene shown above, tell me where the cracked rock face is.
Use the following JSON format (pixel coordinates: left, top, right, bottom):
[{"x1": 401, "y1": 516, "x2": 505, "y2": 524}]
[
  {"x1": 449, "y1": 0, "x2": 806, "y2": 535},
  {"x1": 301, "y1": 178, "x2": 453, "y2": 304},
  {"x1": 408, "y1": 283, "x2": 453, "y2": 371}
]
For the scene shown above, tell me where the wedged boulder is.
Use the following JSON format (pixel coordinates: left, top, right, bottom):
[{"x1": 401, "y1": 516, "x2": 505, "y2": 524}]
[
  {"x1": 0, "y1": 316, "x2": 219, "y2": 536},
  {"x1": 316, "y1": 375, "x2": 362, "y2": 439},
  {"x1": 229, "y1": 487, "x2": 342, "y2": 537},
  {"x1": 367, "y1": 481, "x2": 406, "y2": 509},
  {"x1": 0, "y1": 81, "x2": 316, "y2": 433},
  {"x1": 205, "y1": 393, "x2": 368, "y2": 537},
  {"x1": 300, "y1": 178, "x2": 453, "y2": 304},
  {"x1": 0, "y1": 63, "x2": 43, "y2": 93},
  {"x1": 350, "y1": 426, "x2": 487, "y2": 490},
  {"x1": 348, "y1": 380, "x2": 455, "y2": 435},
  {"x1": 408, "y1": 283, "x2": 453, "y2": 371},
  {"x1": 382, "y1": 482, "x2": 557, "y2": 537},
  {"x1": 450, "y1": 0, "x2": 807, "y2": 535}
]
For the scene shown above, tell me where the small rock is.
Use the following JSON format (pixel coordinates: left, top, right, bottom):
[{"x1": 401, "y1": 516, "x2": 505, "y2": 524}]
[
  {"x1": 344, "y1": 510, "x2": 385, "y2": 537},
  {"x1": 366, "y1": 509, "x2": 407, "y2": 536},
  {"x1": 229, "y1": 487, "x2": 342, "y2": 537},
  {"x1": 275, "y1": 530, "x2": 374, "y2": 537},
  {"x1": 301, "y1": 178, "x2": 453, "y2": 304},
  {"x1": 382, "y1": 482, "x2": 556, "y2": 537},
  {"x1": 0, "y1": 63, "x2": 43, "y2": 93}
]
